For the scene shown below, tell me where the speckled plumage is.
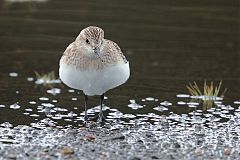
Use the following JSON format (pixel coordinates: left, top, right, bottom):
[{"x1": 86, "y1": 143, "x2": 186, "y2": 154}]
[
  {"x1": 60, "y1": 26, "x2": 127, "y2": 71},
  {"x1": 59, "y1": 26, "x2": 130, "y2": 96}
]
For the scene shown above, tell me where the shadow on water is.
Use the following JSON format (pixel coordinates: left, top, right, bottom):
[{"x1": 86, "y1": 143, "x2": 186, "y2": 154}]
[{"x1": 0, "y1": 0, "x2": 239, "y2": 127}]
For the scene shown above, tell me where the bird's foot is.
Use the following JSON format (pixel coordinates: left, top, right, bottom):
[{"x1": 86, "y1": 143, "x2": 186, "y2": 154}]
[
  {"x1": 97, "y1": 112, "x2": 108, "y2": 123},
  {"x1": 83, "y1": 115, "x2": 89, "y2": 127},
  {"x1": 90, "y1": 112, "x2": 109, "y2": 125}
]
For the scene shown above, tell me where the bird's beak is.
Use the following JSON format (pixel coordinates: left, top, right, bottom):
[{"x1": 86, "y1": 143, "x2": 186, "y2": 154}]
[
  {"x1": 94, "y1": 47, "x2": 100, "y2": 55},
  {"x1": 94, "y1": 47, "x2": 103, "y2": 62}
]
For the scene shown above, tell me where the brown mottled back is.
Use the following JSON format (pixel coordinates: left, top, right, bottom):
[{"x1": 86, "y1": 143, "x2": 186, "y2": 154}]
[{"x1": 60, "y1": 26, "x2": 128, "y2": 71}]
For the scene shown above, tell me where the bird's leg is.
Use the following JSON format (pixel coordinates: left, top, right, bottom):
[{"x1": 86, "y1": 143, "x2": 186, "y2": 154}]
[
  {"x1": 98, "y1": 94, "x2": 107, "y2": 123},
  {"x1": 84, "y1": 94, "x2": 88, "y2": 122}
]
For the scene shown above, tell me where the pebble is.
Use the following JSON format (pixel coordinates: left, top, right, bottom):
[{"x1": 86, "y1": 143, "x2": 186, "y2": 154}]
[
  {"x1": 86, "y1": 134, "x2": 96, "y2": 142},
  {"x1": 224, "y1": 148, "x2": 233, "y2": 156},
  {"x1": 195, "y1": 147, "x2": 204, "y2": 155},
  {"x1": 62, "y1": 146, "x2": 74, "y2": 155}
]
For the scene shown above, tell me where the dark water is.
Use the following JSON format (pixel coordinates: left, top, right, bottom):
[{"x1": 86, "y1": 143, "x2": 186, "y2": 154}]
[{"x1": 0, "y1": 0, "x2": 239, "y2": 126}]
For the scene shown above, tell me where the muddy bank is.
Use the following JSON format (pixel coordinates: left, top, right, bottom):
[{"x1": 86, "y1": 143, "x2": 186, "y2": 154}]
[{"x1": 0, "y1": 119, "x2": 239, "y2": 160}]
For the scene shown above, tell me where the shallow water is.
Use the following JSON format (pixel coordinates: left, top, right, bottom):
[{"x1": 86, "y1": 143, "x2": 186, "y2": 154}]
[
  {"x1": 0, "y1": 0, "x2": 239, "y2": 128},
  {"x1": 0, "y1": 0, "x2": 240, "y2": 159}
]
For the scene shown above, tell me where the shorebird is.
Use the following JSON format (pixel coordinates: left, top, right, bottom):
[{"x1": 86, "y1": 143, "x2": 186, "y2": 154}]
[{"x1": 59, "y1": 26, "x2": 130, "y2": 122}]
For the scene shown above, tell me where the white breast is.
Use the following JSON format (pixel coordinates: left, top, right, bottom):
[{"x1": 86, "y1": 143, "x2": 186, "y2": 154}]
[{"x1": 59, "y1": 62, "x2": 130, "y2": 96}]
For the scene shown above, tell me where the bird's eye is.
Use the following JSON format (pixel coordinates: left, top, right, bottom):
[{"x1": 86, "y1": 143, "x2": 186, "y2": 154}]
[{"x1": 86, "y1": 39, "x2": 90, "y2": 44}]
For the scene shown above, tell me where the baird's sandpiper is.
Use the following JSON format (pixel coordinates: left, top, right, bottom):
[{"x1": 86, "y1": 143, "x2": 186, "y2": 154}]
[{"x1": 59, "y1": 26, "x2": 130, "y2": 122}]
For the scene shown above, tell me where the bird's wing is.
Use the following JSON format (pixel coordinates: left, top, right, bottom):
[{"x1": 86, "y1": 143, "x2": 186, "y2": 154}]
[
  {"x1": 60, "y1": 42, "x2": 79, "y2": 66},
  {"x1": 104, "y1": 39, "x2": 128, "y2": 63},
  {"x1": 62, "y1": 42, "x2": 76, "y2": 56}
]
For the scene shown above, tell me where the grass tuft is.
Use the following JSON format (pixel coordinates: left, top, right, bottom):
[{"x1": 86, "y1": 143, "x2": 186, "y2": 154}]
[
  {"x1": 186, "y1": 80, "x2": 227, "y2": 98},
  {"x1": 34, "y1": 71, "x2": 61, "y2": 88},
  {"x1": 186, "y1": 81, "x2": 227, "y2": 109}
]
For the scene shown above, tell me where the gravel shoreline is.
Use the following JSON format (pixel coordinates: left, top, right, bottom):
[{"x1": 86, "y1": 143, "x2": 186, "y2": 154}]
[{"x1": 0, "y1": 119, "x2": 239, "y2": 160}]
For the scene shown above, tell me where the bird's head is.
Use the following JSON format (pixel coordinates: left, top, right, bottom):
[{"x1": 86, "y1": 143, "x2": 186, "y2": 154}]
[{"x1": 76, "y1": 26, "x2": 104, "y2": 61}]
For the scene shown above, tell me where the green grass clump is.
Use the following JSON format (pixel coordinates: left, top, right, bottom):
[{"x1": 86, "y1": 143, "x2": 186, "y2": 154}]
[
  {"x1": 34, "y1": 71, "x2": 61, "y2": 88},
  {"x1": 35, "y1": 71, "x2": 56, "y2": 81},
  {"x1": 186, "y1": 81, "x2": 227, "y2": 109},
  {"x1": 186, "y1": 81, "x2": 227, "y2": 98}
]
